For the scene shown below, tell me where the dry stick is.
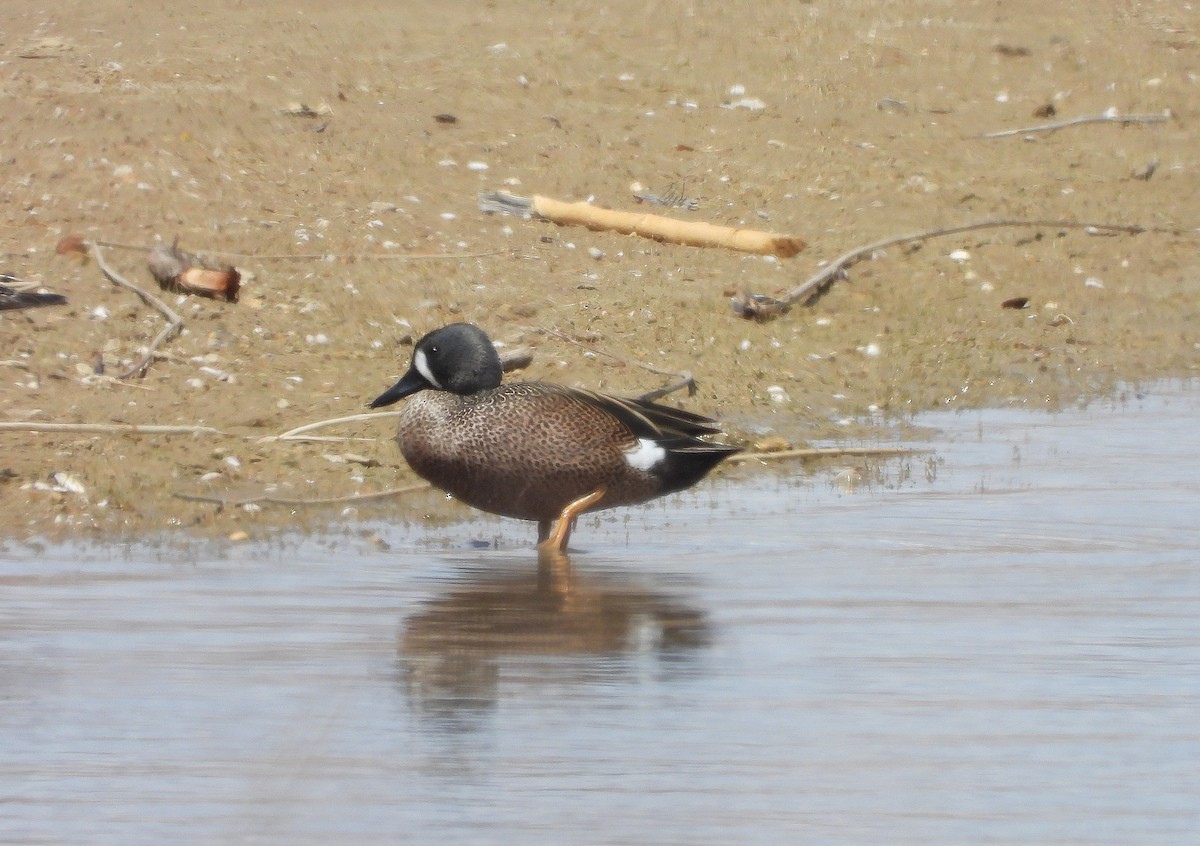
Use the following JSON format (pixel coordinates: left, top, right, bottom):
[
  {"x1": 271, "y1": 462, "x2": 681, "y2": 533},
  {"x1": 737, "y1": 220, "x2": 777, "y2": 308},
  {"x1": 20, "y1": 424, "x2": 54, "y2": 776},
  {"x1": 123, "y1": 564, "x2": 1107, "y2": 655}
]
[
  {"x1": 91, "y1": 238, "x2": 516, "y2": 263},
  {"x1": 262, "y1": 349, "x2": 535, "y2": 444},
  {"x1": 480, "y1": 191, "x2": 805, "y2": 257},
  {"x1": 728, "y1": 446, "x2": 927, "y2": 463},
  {"x1": 262, "y1": 411, "x2": 394, "y2": 443},
  {"x1": 174, "y1": 481, "x2": 430, "y2": 508},
  {"x1": 90, "y1": 243, "x2": 183, "y2": 379},
  {"x1": 981, "y1": 113, "x2": 1170, "y2": 139},
  {"x1": 744, "y1": 218, "x2": 1197, "y2": 316},
  {"x1": 0, "y1": 421, "x2": 223, "y2": 435},
  {"x1": 539, "y1": 326, "x2": 697, "y2": 399}
]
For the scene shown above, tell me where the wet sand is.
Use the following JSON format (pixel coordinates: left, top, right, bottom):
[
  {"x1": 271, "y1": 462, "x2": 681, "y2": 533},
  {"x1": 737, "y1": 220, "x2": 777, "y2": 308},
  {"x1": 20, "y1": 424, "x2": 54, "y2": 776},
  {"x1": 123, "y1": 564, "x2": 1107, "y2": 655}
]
[{"x1": 1, "y1": 0, "x2": 1198, "y2": 540}]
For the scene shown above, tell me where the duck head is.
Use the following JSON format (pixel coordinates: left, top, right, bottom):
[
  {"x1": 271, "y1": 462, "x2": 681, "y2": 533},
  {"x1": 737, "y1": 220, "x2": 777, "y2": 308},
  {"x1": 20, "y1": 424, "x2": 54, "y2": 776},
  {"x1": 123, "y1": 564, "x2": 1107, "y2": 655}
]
[{"x1": 370, "y1": 323, "x2": 503, "y2": 408}]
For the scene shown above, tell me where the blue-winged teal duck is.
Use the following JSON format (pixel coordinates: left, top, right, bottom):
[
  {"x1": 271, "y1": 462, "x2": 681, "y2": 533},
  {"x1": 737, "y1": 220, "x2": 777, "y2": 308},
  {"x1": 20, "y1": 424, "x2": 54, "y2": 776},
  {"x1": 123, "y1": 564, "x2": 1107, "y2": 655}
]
[{"x1": 370, "y1": 323, "x2": 740, "y2": 551}]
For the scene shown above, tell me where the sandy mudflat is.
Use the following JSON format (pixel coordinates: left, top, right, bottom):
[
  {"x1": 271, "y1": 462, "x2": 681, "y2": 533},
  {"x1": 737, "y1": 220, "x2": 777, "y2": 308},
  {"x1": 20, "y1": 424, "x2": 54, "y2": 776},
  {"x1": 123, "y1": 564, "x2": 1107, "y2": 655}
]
[{"x1": 1, "y1": 0, "x2": 1197, "y2": 540}]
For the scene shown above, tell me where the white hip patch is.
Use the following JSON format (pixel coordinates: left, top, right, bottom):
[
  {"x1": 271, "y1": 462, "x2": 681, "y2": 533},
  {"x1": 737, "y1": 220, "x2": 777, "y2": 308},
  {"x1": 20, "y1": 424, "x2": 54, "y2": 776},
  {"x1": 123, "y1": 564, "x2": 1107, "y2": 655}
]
[{"x1": 624, "y1": 437, "x2": 666, "y2": 471}]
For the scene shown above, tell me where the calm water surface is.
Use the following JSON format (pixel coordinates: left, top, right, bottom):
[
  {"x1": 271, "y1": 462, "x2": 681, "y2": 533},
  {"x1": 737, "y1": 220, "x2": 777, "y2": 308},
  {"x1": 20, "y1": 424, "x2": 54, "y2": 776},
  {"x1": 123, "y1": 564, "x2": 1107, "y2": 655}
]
[{"x1": 3, "y1": 383, "x2": 1198, "y2": 844}]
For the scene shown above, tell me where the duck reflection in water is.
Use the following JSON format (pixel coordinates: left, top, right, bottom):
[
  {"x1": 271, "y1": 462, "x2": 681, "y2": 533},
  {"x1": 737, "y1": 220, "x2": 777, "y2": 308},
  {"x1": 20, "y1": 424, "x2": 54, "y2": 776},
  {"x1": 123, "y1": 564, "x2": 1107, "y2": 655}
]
[{"x1": 397, "y1": 549, "x2": 711, "y2": 722}]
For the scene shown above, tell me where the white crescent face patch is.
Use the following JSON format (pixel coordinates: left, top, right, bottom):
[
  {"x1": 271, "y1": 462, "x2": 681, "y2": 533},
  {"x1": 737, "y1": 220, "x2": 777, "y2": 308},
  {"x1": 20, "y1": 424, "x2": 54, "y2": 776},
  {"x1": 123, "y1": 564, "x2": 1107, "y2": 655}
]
[
  {"x1": 413, "y1": 348, "x2": 442, "y2": 389},
  {"x1": 623, "y1": 437, "x2": 667, "y2": 471}
]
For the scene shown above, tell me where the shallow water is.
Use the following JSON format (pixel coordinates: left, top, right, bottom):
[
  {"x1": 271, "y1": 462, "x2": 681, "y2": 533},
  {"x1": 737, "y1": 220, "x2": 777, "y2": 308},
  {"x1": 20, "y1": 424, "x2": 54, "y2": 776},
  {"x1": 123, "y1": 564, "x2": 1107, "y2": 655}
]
[{"x1": 3, "y1": 383, "x2": 1199, "y2": 844}]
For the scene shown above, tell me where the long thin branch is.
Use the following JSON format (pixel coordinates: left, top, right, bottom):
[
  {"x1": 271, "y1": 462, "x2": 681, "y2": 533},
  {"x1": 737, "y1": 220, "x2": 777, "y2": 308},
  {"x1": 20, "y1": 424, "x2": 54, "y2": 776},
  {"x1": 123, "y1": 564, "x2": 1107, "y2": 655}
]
[
  {"x1": 89, "y1": 238, "x2": 517, "y2": 263},
  {"x1": 91, "y1": 243, "x2": 183, "y2": 379},
  {"x1": 981, "y1": 112, "x2": 1170, "y2": 139},
  {"x1": 173, "y1": 482, "x2": 430, "y2": 507},
  {"x1": 728, "y1": 446, "x2": 927, "y2": 463},
  {"x1": 262, "y1": 411, "x2": 395, "y2": 443},
  {"x1": 540, "y1": 326, "x2": 697, "y2": 398},
  {"x1": 734, "y1": 217, "x2": 1198, "y2": 318},
  {"x1": 0, "y1": 422, "x2": 223, "y2": 435}
]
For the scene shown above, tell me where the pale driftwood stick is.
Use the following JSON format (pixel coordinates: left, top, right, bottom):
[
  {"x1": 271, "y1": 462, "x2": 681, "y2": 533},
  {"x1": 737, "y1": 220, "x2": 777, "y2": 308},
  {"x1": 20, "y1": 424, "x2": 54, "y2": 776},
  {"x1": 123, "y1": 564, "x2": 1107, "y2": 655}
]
[
  {"x1": 532, "y1": 194, "x2": 805, "y2": 257},
  {"x1": 480, "y1": 191, "x2": 805, "y2": 257},
  {"x1": 981, "y1": 113, "x2": 1170, "y2": 139},
  {"x1": 727, "y1": 446, "x2": 928, "y2": 463},
  {"x1": 0, "y1": 421, "x2": 223, "y2": 435},
  {"x1": 734, "y1": 217, "x2": 1198, "y2": 318},
  {"x1": 174, "y1": 481, "x2": 431, "y2": 507},
  {"x1": 91, "y1": 243, "x2": 183, "y2": 379}
]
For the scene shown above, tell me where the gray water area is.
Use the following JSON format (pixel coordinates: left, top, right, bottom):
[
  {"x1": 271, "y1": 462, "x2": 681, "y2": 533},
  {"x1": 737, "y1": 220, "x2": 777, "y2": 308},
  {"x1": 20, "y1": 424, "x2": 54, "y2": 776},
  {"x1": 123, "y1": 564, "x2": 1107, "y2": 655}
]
[{"x1": 2, "y1": 382, "x2": 1198, "y2": 845}]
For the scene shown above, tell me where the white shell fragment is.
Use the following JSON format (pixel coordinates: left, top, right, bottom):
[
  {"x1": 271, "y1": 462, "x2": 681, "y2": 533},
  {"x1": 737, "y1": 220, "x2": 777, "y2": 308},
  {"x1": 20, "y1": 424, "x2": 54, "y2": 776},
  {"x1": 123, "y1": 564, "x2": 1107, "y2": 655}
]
[
  {"x1": 53, "y1": 472, "x2": 87, "y2": 495},
  {"x1": 721, "y1": 97, "x2": 767, "y2": 111}
]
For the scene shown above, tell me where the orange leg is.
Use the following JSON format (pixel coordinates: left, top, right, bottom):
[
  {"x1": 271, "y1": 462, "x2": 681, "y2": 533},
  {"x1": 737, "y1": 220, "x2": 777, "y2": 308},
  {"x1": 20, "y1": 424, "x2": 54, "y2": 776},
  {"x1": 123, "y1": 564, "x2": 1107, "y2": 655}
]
[{"x1": 538, "y1": 487, "x2": 606, "y2": 553}]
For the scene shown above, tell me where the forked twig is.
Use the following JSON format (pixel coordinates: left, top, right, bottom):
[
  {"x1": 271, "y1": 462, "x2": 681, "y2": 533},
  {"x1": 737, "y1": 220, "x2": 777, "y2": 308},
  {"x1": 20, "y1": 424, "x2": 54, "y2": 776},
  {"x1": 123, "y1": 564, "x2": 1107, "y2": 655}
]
[
  {"x1": 733, "y1": 217, "x2": 1198, "y2": 319},
  {"x1": 91, "y1": 243, "x2": 183, "y2": 379}
]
